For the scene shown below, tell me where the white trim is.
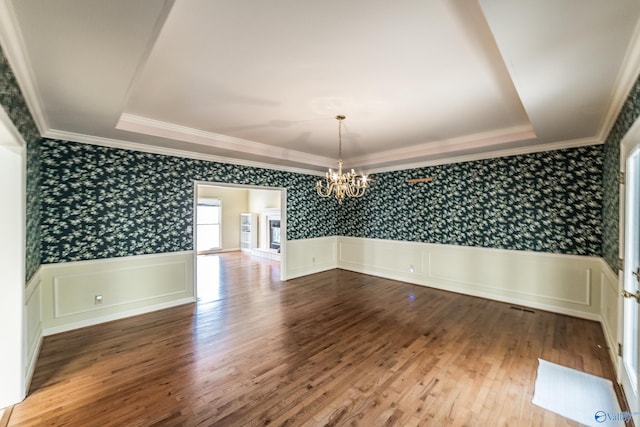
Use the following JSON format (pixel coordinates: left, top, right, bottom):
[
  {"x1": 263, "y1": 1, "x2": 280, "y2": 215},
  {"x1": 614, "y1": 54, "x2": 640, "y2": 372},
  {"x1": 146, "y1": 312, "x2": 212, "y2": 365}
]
[
  {"x1": 116, "y1": 114, "x2": 336, "y2": 170},
  {"x1": 600, "y1": 258, "x2": 621, "y2": 371},
  {"x1": 43, "y1": 297, "x2": 195, "y2": 336},
  {"x1": 45, "y1": 123, "x2": 605, "y2": 177},
  {"x1": 41, "y1": 249, "x2": 194, "y2": 270},
  {"x1": 349, "y1": 123, "x2": 536, "y2": 168},
  {"x1": 367, "y1": 136, "x2": 602, "y2": 174},
  {"x1": 0, "y1": 106, "x2": 26, "y2": 148},
  {"x1": 25, "y1": 272, "x2": 41, "y2": 354},
  {"x1": 193, "y1": 181, "x2": 287, "y2": 282},
  {"x1": 599, "y1": 18, "x2": 640, "y2": 146},
  {"x1": 0, "y1": 0, "x2": 48, "y2": 135},
  {"x1": 337, "y1": 237, "x2": 602, "y2": 320},
  {"x1": 0, "y1": 140, "x2": 26, "y2": 407},
  {"x1": 43, "y1": 128, "x2": 326, "y2": 176},
  {"x1": 24, "y1": 265, "x2": 42, "y2": 397},
  {"x1": 25, "y1": 329, "x2": 41, "y2": 391}
]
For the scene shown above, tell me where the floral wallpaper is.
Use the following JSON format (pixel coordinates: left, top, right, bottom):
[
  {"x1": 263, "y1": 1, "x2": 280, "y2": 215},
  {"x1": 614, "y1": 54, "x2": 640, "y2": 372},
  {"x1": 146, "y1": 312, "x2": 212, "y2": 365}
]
[
  {"x1": 340, "y1": 146, "x2": 604, "y2": 256},
  {"x1": 0, "y1": 45, "x2": 41, "y2": 281},
  {"x1": 602, "y1": 75, "x2": 640, "y2": 272},
  {"x1": 4, "y1": 39, "x2": 640, "y2": 270},
  {"x1": 40, "y1": 139, "x2": 339, "y2": 263}
]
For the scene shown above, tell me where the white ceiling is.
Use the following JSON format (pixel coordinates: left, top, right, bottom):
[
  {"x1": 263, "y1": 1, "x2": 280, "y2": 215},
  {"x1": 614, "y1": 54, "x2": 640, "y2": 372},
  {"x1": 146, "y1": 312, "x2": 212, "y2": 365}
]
[{"x1": 2, "y1": 0, "x2": 640, "y2": 174}]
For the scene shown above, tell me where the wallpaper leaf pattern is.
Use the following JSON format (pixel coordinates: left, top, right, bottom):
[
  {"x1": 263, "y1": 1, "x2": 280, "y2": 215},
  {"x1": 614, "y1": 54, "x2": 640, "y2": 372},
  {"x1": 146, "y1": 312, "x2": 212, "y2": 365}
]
[
  {"x1": 40, "y1": 139, "x2": 339, "y2": 263},
  {"x1": 602, "y1": 75, "x2": 640, "y2": 272},
  {"x1": 0, "y1": 46, "x2": 42, "y2": 281},
  {"x1": 340, "y1": 146, "x2": 604, "y2": 256},
  {"x1": 3, "y1": 42, "x2": 640, "y2": 271}
]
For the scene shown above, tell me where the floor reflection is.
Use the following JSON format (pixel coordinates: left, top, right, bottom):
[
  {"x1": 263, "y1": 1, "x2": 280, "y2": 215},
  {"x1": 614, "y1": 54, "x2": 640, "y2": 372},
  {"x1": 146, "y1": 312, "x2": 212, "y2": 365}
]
[{"x1": 196, "y1": 254, "x2": 221, "y2": 303}]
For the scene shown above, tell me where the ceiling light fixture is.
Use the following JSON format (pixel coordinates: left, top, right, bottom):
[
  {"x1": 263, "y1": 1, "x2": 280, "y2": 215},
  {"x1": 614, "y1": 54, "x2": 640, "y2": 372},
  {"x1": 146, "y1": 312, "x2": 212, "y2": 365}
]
[{"x1": 315, "y1": 115, "x2": 370, "y2": 203}]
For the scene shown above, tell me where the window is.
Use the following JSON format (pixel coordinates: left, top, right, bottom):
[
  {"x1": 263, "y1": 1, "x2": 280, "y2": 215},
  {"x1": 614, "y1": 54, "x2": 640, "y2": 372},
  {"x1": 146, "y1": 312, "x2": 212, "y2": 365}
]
[{"x1": 196, "y1": 198, "x2": 221, "y2": 251}]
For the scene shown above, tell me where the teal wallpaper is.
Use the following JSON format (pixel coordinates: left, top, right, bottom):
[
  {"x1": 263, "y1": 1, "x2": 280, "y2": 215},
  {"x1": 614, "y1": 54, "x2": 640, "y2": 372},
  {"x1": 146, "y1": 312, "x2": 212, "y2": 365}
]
[
  {"x1": 4, "y1": 40, "x2": 639, "y2": 271},
  {"x1": 40, "y1": 138, "x2": 339, "y2": 263},
  {"x1": 602, "y1": 75, "x2": 640, "y2": 272},
  {"x1": 339, "y1": 146, "x2": 604, "y2": 256},
  {"x1": 0, "y1": 45, "x2": 41, "y2": 281}
]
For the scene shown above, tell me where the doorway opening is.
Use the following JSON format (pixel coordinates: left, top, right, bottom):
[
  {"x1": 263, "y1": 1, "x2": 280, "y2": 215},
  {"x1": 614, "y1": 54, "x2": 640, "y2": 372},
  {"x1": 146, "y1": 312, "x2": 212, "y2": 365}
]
[{"x1": 193, "y1": 182, "x2": 286, "y2": 302}]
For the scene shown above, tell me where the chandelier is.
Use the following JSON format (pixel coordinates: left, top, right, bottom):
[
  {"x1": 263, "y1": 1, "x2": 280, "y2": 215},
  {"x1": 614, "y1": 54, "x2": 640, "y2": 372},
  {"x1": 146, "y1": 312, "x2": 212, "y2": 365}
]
[{"x1": 315, "y1": 115, "x2": 370, "y2": 203}]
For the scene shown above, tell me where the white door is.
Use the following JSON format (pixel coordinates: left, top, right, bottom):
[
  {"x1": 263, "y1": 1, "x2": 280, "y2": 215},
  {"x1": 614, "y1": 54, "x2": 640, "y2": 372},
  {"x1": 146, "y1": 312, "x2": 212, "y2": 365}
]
[{"x1": 621, "y1": 144, "x2": 640, "y2": 417}]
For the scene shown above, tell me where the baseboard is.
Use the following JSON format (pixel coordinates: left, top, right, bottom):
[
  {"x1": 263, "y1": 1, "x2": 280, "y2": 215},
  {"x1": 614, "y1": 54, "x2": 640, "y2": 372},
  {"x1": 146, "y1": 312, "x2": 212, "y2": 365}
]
[{"x1": 43, "y1": 297, "x2": 195, "y2": 336}]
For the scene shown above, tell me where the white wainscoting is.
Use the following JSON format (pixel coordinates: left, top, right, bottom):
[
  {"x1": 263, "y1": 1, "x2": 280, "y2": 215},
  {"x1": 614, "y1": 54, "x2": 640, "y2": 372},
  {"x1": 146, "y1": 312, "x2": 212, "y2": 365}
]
[
  {"x1": 600, "y1": 260, "x2": 621, "y2": 367},
  {"x1": 24, "y1": 267, "x2": 42, "y2": 392},
  {"x1": 337, "y1": 237, "x2": 606, "y2": 320},
  {"x1": 40, "y1": 251, "x2": 195, "y2": 335},
  {"x1": 285, "y1": 236, "x2": 338, "y2": 280}
]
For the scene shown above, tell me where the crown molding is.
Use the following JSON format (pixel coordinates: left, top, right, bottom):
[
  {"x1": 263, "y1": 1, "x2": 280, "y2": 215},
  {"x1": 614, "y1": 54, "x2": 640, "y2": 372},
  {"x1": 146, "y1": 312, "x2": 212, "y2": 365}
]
[
  {"x1": 598, "y1": 17, "x2": 640, "y2": 144},
  {"x1": 0, "y1": 0, "x2": 49, "y2": 135},
  {"x1": 117, "y1": 113, "x2": 335, "y2": 170},
  {"x1": 43, "y1": 129, "x2": 325, "y2": 177},
  {"x1": 348, "y1": 123, "x2": 536, "y2": 169},
  {"x1": 367, "y1": 135, "x2": 602, "y2": 174},
  {"x1": 44, "y1": 126, "x2": 603, "y2": 178}
]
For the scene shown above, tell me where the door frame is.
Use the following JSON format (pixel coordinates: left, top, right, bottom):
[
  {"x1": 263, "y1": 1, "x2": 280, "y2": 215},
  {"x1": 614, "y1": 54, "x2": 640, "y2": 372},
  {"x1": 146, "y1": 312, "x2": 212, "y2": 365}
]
[
  {"x1": 619, "y1": 116, "x2": 640, "y2": 417},
  {"x1": 192, "y1": 181, "x2": 287, "y2": 287}
]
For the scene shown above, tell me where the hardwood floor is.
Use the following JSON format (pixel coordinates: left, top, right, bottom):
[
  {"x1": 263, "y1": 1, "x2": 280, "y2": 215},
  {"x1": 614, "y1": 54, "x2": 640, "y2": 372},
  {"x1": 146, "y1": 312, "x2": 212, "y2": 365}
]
[{"x1": 10, "y1": 252, "x2": 617, "y2": 426}]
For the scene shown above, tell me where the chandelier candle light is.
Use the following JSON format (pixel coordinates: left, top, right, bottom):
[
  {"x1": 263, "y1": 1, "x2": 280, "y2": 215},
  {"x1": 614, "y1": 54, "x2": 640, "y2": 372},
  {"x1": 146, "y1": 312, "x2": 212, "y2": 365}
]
[{"x1": 315, "y1": 115, "x2": 370, "y2": 203}]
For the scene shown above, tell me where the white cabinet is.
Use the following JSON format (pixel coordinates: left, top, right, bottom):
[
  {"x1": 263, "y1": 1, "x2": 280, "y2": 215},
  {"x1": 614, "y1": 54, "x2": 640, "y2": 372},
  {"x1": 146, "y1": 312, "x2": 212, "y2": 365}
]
[{"x1": 240, "y1": 213, "x2": 258, "y2": 251}]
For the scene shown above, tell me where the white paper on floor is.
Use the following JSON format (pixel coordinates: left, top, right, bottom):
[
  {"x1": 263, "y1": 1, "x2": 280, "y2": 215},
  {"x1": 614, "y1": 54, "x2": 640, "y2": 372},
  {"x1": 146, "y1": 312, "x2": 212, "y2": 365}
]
[{"x1": 532, "y1": 359, "x2": 626, "y2": 426}]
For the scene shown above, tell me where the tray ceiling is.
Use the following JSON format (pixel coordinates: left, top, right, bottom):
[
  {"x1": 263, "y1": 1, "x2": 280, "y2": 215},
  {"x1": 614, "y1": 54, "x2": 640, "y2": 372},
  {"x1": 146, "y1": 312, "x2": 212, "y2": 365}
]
[{"x1": 2, "y1": 0, "x2": 640, "y2": 173}]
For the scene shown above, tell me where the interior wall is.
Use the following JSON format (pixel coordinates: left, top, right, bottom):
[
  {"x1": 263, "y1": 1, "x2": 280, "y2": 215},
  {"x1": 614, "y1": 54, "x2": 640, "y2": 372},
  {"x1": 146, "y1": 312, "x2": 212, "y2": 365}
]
[
  {"x1": 0, "y1": 45, "x2": 41, "y2": 282},
  {"x1": 197, "y1": 185, "x2": 248, "y2": 251},
  {"x1": 0, "y1": 114, "x2": 26, "y2": 406},
  {"x1": 249, "y1": 188, "x2": 281, "y2": 248},
  {"x1": 248, "y1": 188, "x2": 281, "y2": 213},
  {"x1": 340, "y1": 145, "x2": 604, "y2": 257},
  {"x1": 38, "y1": 138, "x2": 338, "y2": 265},
  {"x1": 602, "y1": 73, "x2": 640, "y2": 273}
]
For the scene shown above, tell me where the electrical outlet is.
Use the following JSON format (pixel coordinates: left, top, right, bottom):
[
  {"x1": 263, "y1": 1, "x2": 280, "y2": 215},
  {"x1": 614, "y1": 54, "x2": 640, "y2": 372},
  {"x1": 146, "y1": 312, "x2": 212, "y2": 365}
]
[
  {"x1": 312, "y1": 257, "x2": 316, "y2": 263},
  {"x1": 95, "y1": 295, "x2": 103, "y2": 304},
  {"x1": 409, "y1": 265, "x2": 414, "y2": 273}
]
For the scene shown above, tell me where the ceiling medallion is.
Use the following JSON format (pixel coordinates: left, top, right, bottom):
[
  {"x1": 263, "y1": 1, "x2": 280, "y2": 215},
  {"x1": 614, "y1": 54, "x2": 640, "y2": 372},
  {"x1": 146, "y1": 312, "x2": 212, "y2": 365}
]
[{"x1": 315, "y1": 115, "x2": 370, "y2": 203}]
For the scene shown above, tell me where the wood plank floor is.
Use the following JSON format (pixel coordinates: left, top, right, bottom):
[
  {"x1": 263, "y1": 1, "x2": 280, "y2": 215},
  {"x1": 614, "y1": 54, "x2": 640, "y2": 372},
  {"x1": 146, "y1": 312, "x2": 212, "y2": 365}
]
[{"x1": 10, "y1": 252, "x2": 618, "y2": 426}]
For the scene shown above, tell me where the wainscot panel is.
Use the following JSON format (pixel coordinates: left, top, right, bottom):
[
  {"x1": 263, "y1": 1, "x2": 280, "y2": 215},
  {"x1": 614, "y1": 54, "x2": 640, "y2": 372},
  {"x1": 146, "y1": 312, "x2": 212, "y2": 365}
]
[
  {"x1": 600, "y1": 260, "x2": 620, "y2": 368},
  {"x1": 40, "y1": 251, "x2": 195, "y2": 335},
  {"x1": 25, "y1": 267, "x2": 42, "y2": 389},
  {"x1": 285, "y1": 237, "x2": 338, "y2": 280},
  {"x1": 338, "y1": 236, "x2": 605, "y2": 320}
]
